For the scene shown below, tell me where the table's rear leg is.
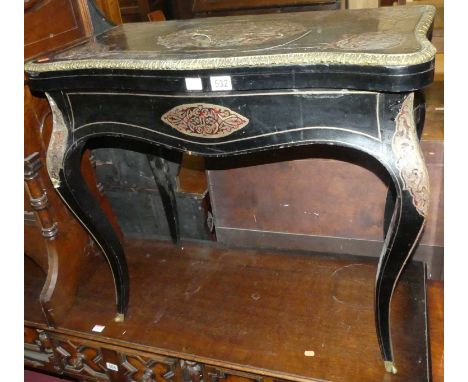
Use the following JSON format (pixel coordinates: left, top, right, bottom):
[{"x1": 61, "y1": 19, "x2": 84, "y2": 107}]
[
  {"x1": 376, "y1": 93, "x2": 429, "y2": 373},
  {"x1": 59, "y1": 140, "x2": 129, "y2": 321},
  {"x1": 147, "y1": 154, "x2": 180, "y2": 244}
]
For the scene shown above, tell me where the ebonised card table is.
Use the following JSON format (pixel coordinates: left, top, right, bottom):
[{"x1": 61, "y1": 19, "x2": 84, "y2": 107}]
[{"x1": 25, "y1": 5, "x2": 436, "y2": 374}]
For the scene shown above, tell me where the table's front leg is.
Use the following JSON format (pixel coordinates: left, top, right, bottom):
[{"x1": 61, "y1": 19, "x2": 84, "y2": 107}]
[
  {"x1": 376, "y1": 93, "x2": 429, "y2": 373},
  {"x1": 46, "y1": 94, "x2": 129, "y2": 322}
]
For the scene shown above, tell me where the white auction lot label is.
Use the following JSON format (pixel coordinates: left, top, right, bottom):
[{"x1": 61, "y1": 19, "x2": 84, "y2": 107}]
[
  {"x1": 106, "y1": 362, "x2": 119, "y2": 371},
  {"x1": 91, "y1": 324, "x2": 105, "y2": 333},
  {"x1": 210, "y1": 76, "x2": 232, "y2": 91},
  {"x1": 185, "y1": 77, "x2": 203, "y2": 91}
]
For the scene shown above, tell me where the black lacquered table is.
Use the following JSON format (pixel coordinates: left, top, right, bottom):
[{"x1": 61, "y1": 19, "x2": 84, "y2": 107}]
[{"x1": 25, "y1": 5, "x2": 436, "y2": 374}]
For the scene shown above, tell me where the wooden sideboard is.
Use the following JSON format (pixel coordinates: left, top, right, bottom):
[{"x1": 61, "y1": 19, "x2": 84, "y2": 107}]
[{"x1": 170, "y1": 0, "x2": 340, "y2": 19}]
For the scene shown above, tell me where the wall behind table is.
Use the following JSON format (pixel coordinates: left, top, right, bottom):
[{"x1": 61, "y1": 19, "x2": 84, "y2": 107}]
[{"x1": 206, "y1": 136, "x2": 443, "y2": 279}]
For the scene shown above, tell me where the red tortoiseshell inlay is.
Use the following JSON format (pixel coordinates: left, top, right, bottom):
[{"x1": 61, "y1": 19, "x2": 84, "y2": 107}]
[{"x1": 161, "y1": 103, "x2": 249, "y2": 138}]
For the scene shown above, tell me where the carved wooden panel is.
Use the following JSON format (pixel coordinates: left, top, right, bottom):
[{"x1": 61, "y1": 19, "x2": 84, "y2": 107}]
[
  {"x1": 24, "y1": 328, "x2": 61, "y2": 373},
  {"x1": 118, "y1": 353, "x2": 179, "y2": 382},
  {"x1": 181, "y1": 361, "x2": 204, "y2": 382},
  {"x1": 24, "y1": 327, "x2": 299, "y2": 382},
  {"x1": 54, "y1": 339, "x2": 110, "y2": 380}
]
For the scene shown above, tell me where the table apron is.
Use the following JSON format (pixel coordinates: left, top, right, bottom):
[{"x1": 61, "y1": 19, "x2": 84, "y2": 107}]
[{"x1": 65, "y1": 90, "x2": 384, "y2": 156}]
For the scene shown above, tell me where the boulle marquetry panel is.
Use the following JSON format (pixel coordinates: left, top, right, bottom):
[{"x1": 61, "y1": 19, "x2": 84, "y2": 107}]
[
  {"x1": 392, "y1": 94, "x2": 430, "y2": 217},
  {"x1": 26, "y1": 6, "x2": 435, "y2": 71},
  {"x1": 161, "y1": 103, "x2": 250, "y2": 138},
  {"x1": 157, "y1": 20, "x2": 307, "y2": 49}
]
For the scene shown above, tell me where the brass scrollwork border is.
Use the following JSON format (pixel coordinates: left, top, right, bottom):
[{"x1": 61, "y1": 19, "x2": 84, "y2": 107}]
[{"x1": 391, "y1": 93, "x2": 430, "y2": 217}]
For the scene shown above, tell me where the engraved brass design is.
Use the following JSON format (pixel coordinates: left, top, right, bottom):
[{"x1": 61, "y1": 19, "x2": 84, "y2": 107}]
[
  {"x1": 157, "y1": 21, "x2": 307, "y2": 49},
  {"x1": 161, "y1": 103, "x2": 249, "y2": 138},
  {"x1": 331, "y1": 32, "x2": 405, "y2": 51},
  {"x1": 25, "y1": 6, "x2": 436, "y2": 72},
  {"x1": 392, "y1": 93, "x2": 430, "y2": 217},
  {"x1": 46, "y1": 94, "x2": 68, "y2": 188}
]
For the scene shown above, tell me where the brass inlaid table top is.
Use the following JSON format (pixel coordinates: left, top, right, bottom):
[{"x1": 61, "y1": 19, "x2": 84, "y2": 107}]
[{"x1": 25, "y1": 5, "x2": 435, "y2": 72}]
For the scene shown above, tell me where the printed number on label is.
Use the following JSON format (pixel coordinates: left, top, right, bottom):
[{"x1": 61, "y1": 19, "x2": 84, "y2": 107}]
[{"x1": 210, "y1": 76, "x2": 232, "y2": 91}]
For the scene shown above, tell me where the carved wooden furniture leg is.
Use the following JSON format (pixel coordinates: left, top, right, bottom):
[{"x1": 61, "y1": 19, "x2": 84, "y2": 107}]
[
  {"x1": 147, "y1": 154, "x2": 180, "y2": 244},
  {"x1": 46, "y1": 95, "x2": 129, "y2": 321},
  {"x1": 375, "y1": 93, "x2": 429, "y2": 373},
  {"x1": 25, "y1": 151, "x2": 91, "y2": 327},
  {"x1": 25, "y1": 153, "x2": 59, "y2": 240},
  {"x1": 25, "y1": 152, "x2": 59, "y2": 326}
]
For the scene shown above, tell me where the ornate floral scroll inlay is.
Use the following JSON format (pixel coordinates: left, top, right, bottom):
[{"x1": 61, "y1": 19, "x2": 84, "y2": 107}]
[
  {"x1": 157, "y1": 21, "x2": 307, "y2": 49},
  {"x1": 392, "y1": 94, "x2": 430, "y2": 217},
  {"x1": 331, "y1": 32, "x2": 404, "y2": 51},
  {"x1": 25, "y1": 6, "x2": 436, "y2": 72},
  {"x1": 161, "y1": 103, "x2": 249, "y2": 138},
  {"x1": 46, "y1": 94, "x2": 69, "y2": 188}
]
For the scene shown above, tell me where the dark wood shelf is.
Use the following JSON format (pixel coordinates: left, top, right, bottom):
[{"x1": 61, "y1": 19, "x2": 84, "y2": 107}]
[{"x1": 25, "y1": 239, "x2": 430, "y2": 382}]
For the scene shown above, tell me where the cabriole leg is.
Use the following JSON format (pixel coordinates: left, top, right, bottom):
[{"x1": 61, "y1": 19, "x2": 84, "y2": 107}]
[
  {"x1": 46, "y1": 94, "x2": 129, "y2": 321},
  {"x1": 376, "y1": 93, "x2": 430, "y2": 373},
  {"x1": 59, "y1": 141, "x2": 129, "y2": 320}
]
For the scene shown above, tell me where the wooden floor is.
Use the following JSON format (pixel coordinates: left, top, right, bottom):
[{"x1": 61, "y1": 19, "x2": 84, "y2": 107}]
[
  {"x1": 427, "y1": 280, "x2": 444, "y2": 382},
  {"x1": 25, "y1": 239, "x2": 437, "y2": 382}
]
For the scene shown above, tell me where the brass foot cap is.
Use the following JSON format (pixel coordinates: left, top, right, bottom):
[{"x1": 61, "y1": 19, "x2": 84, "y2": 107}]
[
  {"x1": 114, "y1": 313, "x2": 125, "y2": 322},
  {"x1": 384, "y1": 361, "x2": 397, "y2": 374}
]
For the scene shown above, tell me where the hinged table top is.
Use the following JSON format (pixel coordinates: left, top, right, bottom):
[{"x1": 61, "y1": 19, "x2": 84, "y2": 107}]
[
  {"x1": 25, "y1": 5, "x2": 436, "y2": 93},
  {"x1": 25, "y1": 5, "x2": 435, "y2": 72}
]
